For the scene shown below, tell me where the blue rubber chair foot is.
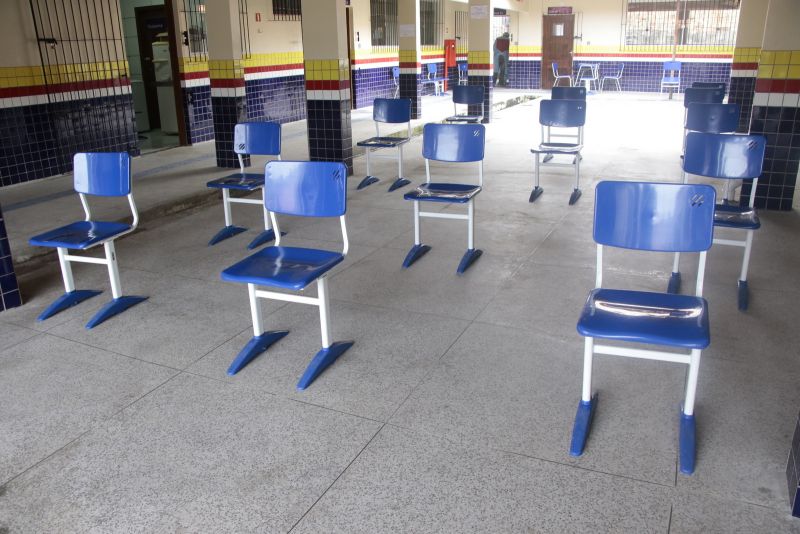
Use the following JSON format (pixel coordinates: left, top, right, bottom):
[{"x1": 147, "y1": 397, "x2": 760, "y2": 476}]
[
  {"x1": 737, "y1": 280, "x2": 748, "y2": 311},
  {"x1": 529, "y1": 186, "x2": 544, "y2": 203},
  {"x1": 247, "y1": 229, "x2": 287, "y2": 250},
  {"x1": 209, "y1": 225, "x2": 247, "y2": 246},
  {"x1": 37, "y1": 289, "x2": 103, "y2": 321},
  {"x1": 227, "y1": 330, "x2": 290, "y2": 375},
  {"x1": 85, "y1": 296, "x2": 148, "y2": 329},
  {"x1": 569, "y1": 393, "x2": 598, "y2": 457},
  {"x1": 679, "y1": 410, "x2": 696, "y2": 475},
  {"x1": 569, "y1": 189, "x2": 582, "y2": 205},
  {"x1": 297, "y1": 341, "x2": 354, "y2": 390},
  {"x1": 357, "y1": 176, "x2": 379, "y2": 190},
  {"x1": 456, "y1": 248, "x2": 483, "y2": 274},
  {"x1": 402, "y1": 244, "x2": 432, "y2": 269},
  {"x1": 387, "y1": 177, "x2": 411, "y2": 192},
  {"x1": 668, "y1": 272, "x2": 682, "y2": 294},
  {"x1": 542, "y1": 154, "x2": 554, "y2": 163}
]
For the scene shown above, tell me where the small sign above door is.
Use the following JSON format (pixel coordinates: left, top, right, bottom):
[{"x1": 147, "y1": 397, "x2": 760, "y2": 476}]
[{"x1": 548, "y1": 7, "x2": 573, "y2": 15}]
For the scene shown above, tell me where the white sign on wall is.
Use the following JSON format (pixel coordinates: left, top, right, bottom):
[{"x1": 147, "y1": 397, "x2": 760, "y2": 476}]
[
  {"x1": 399, "y1": 24, "x2": 415, "y2": 38},
  {"x1": 470, "y1": 5, "x2": 489, "y2": 19}
]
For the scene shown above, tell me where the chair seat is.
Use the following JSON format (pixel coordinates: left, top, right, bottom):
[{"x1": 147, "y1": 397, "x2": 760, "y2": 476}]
[
  {"x1": 207, "y1": 173, "x2": 265, "y2": 191},
  {"x1": 445, "y1": 114, "x2": 482, "y2": 123},
  {"x1": 714, "y1": 204, "x2": 760, "y2": 230},
  {"x1": 404, "y1": 182, "x2": 482, "y2": 204},
  {"x1": 29, "y1": 221, "x2": 132, "y2": 250},
  {"x1": 221, "y1": 246, "x2": 344, "y2": 290},
  {"x1": 356, "y1": 136, "x2": 410, "y2": 148},
  {"x1": 662, "y1": 77, "x2": 680, "y2": 84},
  {"x1": 532, "y1": 142, "x2": 583, "y2": 155},
  {"x1": 577, "y1": 288, "x2": 710, "y2": 349}
]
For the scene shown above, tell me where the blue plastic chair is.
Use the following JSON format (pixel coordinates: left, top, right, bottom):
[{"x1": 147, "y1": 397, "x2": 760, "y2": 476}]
[
  {"x1": 355, "y1": 98, "x2": 412, "y2": 192},
  {"x1": 457, "y1": 63, "x2": 468, "y2": 85},
  {"x1": 661, "y1": 61, "x2": 682, "y2": 92},
  {"x1": 220, "y1": 161, "x2": 352, "y2": 390},
  {"x1": 692, "y1": 81, "x2": 726, "y2": 93},
  {"x1": 552, "y1": 86, "x2": 586, "y2": 100},
  {"x1": 600, "y1": 63, "x2": 624, "y2": 92},
  {"x1": 552, "y1": 61, "x2": 572, "y2": 87},
  {"x1": 206, "y1": 122, "x2": 282, "y2": 249},
  {"x1": 670, "y1": 133, "x2": 766, "y2": 311},
  {"x1": 402, "y1": 123, "x2": 486, "y2": 274},
  {"x1": 571, "y1": 181, "x2": 716, "y2": 476},
  {"x1": 424, "y1": 63, "x2": 447, "y2": 95},
  {"x1": 445, "y1": 85, "x2": 485, "y2": 124},
  {"x1": 530, "y1": 99, "x2": 586, "y2": 204},
  {"x1": 29, "y1": 153, "x2": 147, "y2": 329},
  {"x1": 685, "y1": 103, "x2": 739, "y2": 134},
  {"x1": 392, "y1": 66, "x2": 400, "y2": 97}
]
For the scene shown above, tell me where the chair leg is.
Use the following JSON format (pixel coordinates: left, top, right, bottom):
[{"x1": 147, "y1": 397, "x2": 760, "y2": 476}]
[
  {"x1": 679, "y1": 348, "x2": 703, "y2": 475},
  {"x1": 297, "y1": 276, "x2": 353, "y2": 390},
  {"x1": 570, "y1": 337, "x2": 598, "y2": 456},
  {"x1": 358, "y1": 149, "x2": 379, "y2": 190},
  {"x1": 247, "y1": 188, "x2": 281, "y2": 249},
  {"x1": 403, "y1": 200, "x2": 431, "y2": 268},
  {"x1": 668, "y1": 252, "x2": 682, "y2": 294},
  {"x1": 85, "y1": 241, "x2": 147, "y2": 329},
  {"x1": 388, "y1": 144, "x2": 410, "y2": 192},
  {"x1": 209, "y1": 188, "x2": 247, "y2": 245},
  {"x1": 530, "y1": 153, "x2": 544, "y2": 202},
  {"x1": 37, "y1": 247, "x2": 102, "y2": 321},
  {"x1": 457, "y1": 200, "x2": 482, "y2": 274},
  {"x1": 569, "y1": 152, "x2": 582, "y2": 205},
  {"x1": 737, "y1": 230, "x2": 754, "y2": 311},
  {"x1": 228, "y1": 283, "x2": 289, "y2": 375}
]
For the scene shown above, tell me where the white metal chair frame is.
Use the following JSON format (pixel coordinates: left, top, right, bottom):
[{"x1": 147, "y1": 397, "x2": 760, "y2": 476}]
[
  {"x1": 600, "y1": 64, "x2": 624, "y2": 92},
  {"x1": 221, "y1": 152, "x2": 281, "y2": 236},
  {"x1": 552, "y1": 62, "x2": 573, "y2": 87},
  {"x1": 534, "y1": 121, "x2": 585, "y2": 193},
  {"x1": 364, "y1": 119, "x2": 411, "y2": 187},
  {"x1": 574, "y1": 63, "x2": 599, "y2": 91}
]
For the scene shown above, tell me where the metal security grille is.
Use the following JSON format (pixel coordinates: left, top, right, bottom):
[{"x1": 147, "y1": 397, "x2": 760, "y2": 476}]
[
  {"x1": 454, "y1": 10, "x2": 468, "y2": 53},
  {"x1": 273, "y1": 0, "x2": 301, "y2": 21},
  {"x1": 623, "y1": 0, "x2": 741, "y2": 51},
  {"x1": 370, "y1": 0, "x2": 398, "y2": 49},
  {"x1": 28, "y1": 0, "x2": 136, "y2": 159},
  {"x1": 180, "y1": 0, "x2": 208, "y2": 61},
  {"x1": 239, "y1": 0, "x2": 251, "y2": 58},
  {"x1": 420, "y1": 0, "x2": 443, "y2": 46}
]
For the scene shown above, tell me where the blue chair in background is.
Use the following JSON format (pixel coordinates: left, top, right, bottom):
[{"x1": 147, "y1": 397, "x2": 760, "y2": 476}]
[
  {"x1": 661, "y1": 61, "x2": 682, "y2": 92},
  {"x1": 423, "y1": 63, "x2": 447, "y2": 95},
  {"x1": 680, "y1": 89, "x2": 726, "y2": 157},
  {"x1": 600, "y1": 63, "x2": 624, "y2": 92},
  {"x1": 571, "y1": 180, "x2": 716, "y2": 475},
  {"x1": 457, "y1": 62, "x2": 468, "y2": 85},
  {"x1": 685, "y1": 103, "x2": 739, "y2": 135},
  {"x1": 206, "y1": 122, "x2": 282, "y2": 249},
  {"x1": 669, "y1": 133, "x2": 766, "y2": 311},
  {"x1": 356, "y1": 98, "x2": 412, "y2": 192},
  {"x1": 552, "y1": 86, "x2": 586, "y2": 100},
  {"x1": 445, "y1": 85, "x2": 485, "y2": 124},
  {"x1": 402, "y1": 123, "x2": 486, "y2": 275},
  {"x1": 392, "y1": 66, "x2": 400, "y2": 98},
  {"x1": 530, "y1": 99, "x2": 586, "y2": 204},
  {"x1": 29, "y1": 153, "x2": 147, "y2": 329},
  {"x1": 221, "y1": 161, "x2": 352, "y2": 390},
  {"x1": 552, "y1": 61, "x2": 572, "y2": 87}
]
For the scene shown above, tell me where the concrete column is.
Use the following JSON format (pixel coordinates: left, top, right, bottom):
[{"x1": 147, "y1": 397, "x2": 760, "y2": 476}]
[
  {"x1": 207, "y1": 0, "x2": 248, "y2": 168},
  {"x1": 300, "y1": 0, "x2": 353, "y2": 173},
  {"x1": 0, "y1": 202, "x2": 21, "y2": 312},
  {"x1": 729, "y1": 0, "x2": 768, "y2": 132},
  {"x1": 398, "y1": 0, "x2": 422, "y2": 119},
  {"x1": 746, "y1": 0, "x2": 800, "y2": 210},
  {"x1": 468, "y1": 0, "x2": 494, "y2": 123}
]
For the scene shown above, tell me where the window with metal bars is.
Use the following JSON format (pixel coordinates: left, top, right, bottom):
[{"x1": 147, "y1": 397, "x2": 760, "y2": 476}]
[
  {"x1": 180, "y1": 0, "x2": 207, "y2": 61},
  {"x1": 273, "y1": 0, "x2": 301, "y2": 21},
  {"x1": 454, "y1": 10, "x2": 468, "y2": 53},
  {"x1": 238, "y1": 0, "x2": 251, "y2": 58},
  {"x1": 623, "y1": 0, "x2": 740, "y2": 49},
  {"x1": 420, "y1": 0, "x2": 443, "y2": 46},
  {"x1": 370, "y1": 0, "x2": 397, "y2": 48}
]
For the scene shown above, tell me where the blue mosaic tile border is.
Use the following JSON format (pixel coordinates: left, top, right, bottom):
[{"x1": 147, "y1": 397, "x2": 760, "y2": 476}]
[
  {"x1": 352, "y1": 66, "x2": 396, "y2": 109},
  {"x1": 745, "y1": 105, "x2": 800, "y2": 210},
  {"x1": 508, "y1": 60, "x2": 541, "y2": 90},
  {"x1": 399, "y1": 73, "x2": 423, "y2": 119},
  {"x1": 246, "y1": 75, "x2": 307, "y2": 124},
  {"x1": 729, "y1": 76, "x2": 756, "y2": 133},
  {"x1": 211, "y1": 95, "x2": 249, "y2": 168},
  {"x1": 0, "y1": 202, "x2": 21, "y2": 311},
  {"x1": 182, "y1": 85, "x2": 214, "y2": 144},
  {"x1": 306, "y1": 98, "x2": 353, "y2": 174},
  {"x1": 468, "y1": 75, "x2": 493, "y2": 124},
  {"x1": 569, "y1": 61, "x2": 731, "y2": 93}
]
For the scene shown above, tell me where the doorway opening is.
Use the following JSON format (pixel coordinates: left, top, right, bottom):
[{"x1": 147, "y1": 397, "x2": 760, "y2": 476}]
[{"x1": 541, "y1": 13, "x2": 574, "y2": 89}]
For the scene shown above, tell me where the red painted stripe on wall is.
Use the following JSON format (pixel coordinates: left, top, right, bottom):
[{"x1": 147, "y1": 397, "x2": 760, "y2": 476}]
[
  {"x1": 179, "y1": 71, "x2": 210, "y2": 80},
  {"x1": 399, "y1": 62, "x2": 421, "y2": 68},
  {"x1": 244, "y1": 63, "x2": 304, "y2": 74},
  {"x1": 305, "y1": 79, "x2": 351, "y2": 90},
  {"x1": 210, "y1": 78, "x2": 245, "y2": 88},
  {"x1": 731, "y1": 62, "x2": 759, "y2": 70},
  {"x1": 351, "y1": 57, "x2": 398, "y2": 65},
  {"x1": 755, "y1": 78, "x2": 800, "y2": 93},
  {"x1": 467, "y1": 63, "x2": 491, "y2": 70},
  {"x1": 0, "y1": 78, "x2": 130, "y2": 98}
]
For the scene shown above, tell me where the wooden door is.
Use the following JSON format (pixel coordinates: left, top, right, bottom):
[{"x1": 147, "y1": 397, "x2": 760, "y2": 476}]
[
  {"x1": 136, "y1": 5, "x2": 168, "y2": 129},
  {"x1": 541, "y1": 14, "x2": 574, "y2": 89}
]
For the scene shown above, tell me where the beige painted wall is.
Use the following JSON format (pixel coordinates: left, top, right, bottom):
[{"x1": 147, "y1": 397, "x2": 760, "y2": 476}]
[
  {"x1": 762, "y1": 0, "x2": 800, "y2": 50},
  {"x1": 248, "y1": 0, "x2": 303, "y2": 54},
  {"x1": 735, "y1": 0, "x2": 768, "y2": 48}
]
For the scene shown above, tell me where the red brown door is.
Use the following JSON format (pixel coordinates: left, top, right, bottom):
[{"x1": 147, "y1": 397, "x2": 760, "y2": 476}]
[{"x1": 541, "y1": 14, "x2": 574, "y2": 89}]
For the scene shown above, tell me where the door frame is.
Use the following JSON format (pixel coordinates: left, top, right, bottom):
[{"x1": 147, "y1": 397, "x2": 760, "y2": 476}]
[
  {"x1": 134, "y1": 5, "x2": 166, "y2": 130},
  {"x1": 541, "y1": 13, "x2": 575, "y2": 90}
]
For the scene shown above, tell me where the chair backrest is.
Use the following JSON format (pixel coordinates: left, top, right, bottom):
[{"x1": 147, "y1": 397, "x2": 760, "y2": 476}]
[
  {"x1": 422, "y1": 123, "x2": 485, "y2": 162},
  {"x1": 683, "y1": 87, "x2": 724, "y2": 107},
  {"x1": 594, "y1": 181, "x2": 716, "y2": 253},
  {"x1": 552, "y1": 86, "x2": 586, "y2": 100},
  {"x1": 552, "y1": 61, "x2": 560, "y2": 75},
  {"x1": 692, "y1": 81, "x2": 725, "y2": 92},
  {"x1": 233, "y1": 122, "x2": 281, "y2": 156},
  {"x1": 663, "y1": 61, "x2": 682, "y2": 73},
  {"x1": 458, "y1": 63, "x2": 467, "y2": 77},
  {"x1": 392, "y1": 66, "x2": 400, "y2": 82},
  {"x1": 452, "y1": 85, "x2": 484, "y2": 105},
  {"x1": 264, "y1": 161, "x2": 347, "y2": 217},
  {"x1": 683, "y1": 132, "x2": 766, "y2": 180},
  {"x1": 685, "y1": 103, "x2": 740, "y2": 133},
  {"x1": 612, "y1": 63, "x2": 624, "y2": 77},
  {"x1": 539, "y1": 99, "x2": 586, "y2": 128},
  {"x1": 373, "y1": 98, "x2": 411, "y2": 123},
  {"x1": 73, "y1": 152, "x2": 131, "y2": 197},
  {"x1": 426, "y1": 63, "x2": 438, "y2": 76}
]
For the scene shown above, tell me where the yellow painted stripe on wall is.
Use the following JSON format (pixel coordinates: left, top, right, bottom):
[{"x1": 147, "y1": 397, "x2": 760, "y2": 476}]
[
  {"x1": 303, "y1": 59, "x2": 348, "y2": 81},
  {"x1": 0, "y1": 61, "x2": 129, "y2": 89}
]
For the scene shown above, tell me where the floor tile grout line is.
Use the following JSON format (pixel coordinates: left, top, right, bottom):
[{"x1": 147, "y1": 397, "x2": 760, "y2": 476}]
[{"x1": 286, "y1": 423, "x2": 386, "y2": 533}]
